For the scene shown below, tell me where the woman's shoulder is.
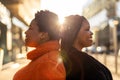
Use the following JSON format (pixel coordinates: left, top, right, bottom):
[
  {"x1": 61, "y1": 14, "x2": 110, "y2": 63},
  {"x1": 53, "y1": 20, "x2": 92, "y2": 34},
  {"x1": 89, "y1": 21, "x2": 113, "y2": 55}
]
[{"x1": 35, "y1": 50, "x2": 60, "y2": 63}]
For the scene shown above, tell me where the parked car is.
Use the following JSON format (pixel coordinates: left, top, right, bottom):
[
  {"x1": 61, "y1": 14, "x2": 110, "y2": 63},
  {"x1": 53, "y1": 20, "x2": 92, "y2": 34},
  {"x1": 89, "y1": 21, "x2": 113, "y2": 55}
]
[
  {"x1": 96, "y1": 46, "x2": 107, "y2": 54},
  {"x1": 86, "y1": 45, "x2": 107, "y2": 54}
]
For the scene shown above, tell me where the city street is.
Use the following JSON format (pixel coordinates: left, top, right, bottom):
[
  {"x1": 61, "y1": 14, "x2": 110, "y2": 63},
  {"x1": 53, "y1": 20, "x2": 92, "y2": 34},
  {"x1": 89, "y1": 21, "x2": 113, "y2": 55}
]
[
  {"x1": 91, "y1": 54, "x2": 120, "y2": 80},
  {"x1": 0, "y1": 54, "x2": 120, "y2": 80},
  {"x1": 0, "y1": 58, "x2": 30, "y2": 80},
  {"x1": 0, "y1": 0, "x2": 120, "y2": 80}
]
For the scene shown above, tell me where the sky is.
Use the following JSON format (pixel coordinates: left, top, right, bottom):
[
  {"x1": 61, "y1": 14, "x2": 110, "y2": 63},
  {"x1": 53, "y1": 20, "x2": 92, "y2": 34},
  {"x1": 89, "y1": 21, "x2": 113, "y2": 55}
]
[{"x1": 40, "y1": 0, "x2": 92, "y2": 21}]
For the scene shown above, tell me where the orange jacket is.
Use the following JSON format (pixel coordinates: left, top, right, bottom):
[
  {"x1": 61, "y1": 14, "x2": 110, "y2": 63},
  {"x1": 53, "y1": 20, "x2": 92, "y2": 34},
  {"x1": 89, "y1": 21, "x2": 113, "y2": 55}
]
[{"x1": 13, "y1": 41, "x2": 66, "y2": 80}]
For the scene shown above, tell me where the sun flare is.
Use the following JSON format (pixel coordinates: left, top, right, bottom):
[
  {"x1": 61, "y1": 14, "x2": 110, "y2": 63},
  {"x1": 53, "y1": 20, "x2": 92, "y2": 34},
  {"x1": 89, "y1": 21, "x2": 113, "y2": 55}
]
[
  {"x1": 40, "y1": 0, "x2": 86, "y2": 19},
  {"x1": 40, "y1": 0, "x2": 89, "y2": 30},
  {"x1": 58, "y1": 16, "x2": 65, "y2": 24}
]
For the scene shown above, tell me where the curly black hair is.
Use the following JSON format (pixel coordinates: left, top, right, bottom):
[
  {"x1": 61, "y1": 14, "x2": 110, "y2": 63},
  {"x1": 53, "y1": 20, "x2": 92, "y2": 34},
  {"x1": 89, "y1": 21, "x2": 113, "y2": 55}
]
[{"x1": 34, "y1": 10, "x2": 60, "y2": 40}]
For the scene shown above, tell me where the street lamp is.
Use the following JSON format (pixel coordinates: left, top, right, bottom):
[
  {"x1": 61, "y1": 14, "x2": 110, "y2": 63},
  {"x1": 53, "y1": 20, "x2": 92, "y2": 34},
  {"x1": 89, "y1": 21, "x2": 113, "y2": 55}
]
[{"x1": 109, "y1": 18, "x2": 119, "y2": 74}]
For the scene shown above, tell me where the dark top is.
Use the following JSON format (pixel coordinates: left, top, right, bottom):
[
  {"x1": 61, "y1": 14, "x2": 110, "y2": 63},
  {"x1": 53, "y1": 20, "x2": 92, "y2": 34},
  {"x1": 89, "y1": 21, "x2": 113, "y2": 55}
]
[{"x1": 62, "y1": 47, "x2": 113, "y2": 80}]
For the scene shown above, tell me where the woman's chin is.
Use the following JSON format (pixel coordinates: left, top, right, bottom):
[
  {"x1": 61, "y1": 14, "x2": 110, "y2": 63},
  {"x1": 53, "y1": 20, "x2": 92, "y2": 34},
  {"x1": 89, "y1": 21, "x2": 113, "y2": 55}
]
[
  {"x1": 26, "y1": 43, "x2": 37, "y2": 48},
  {"x1": 85, "y1": 43, "x2": 93, "y2": 47},
  {"x1": 25, "y1": 43, "x2": 32, "y2": 47}
]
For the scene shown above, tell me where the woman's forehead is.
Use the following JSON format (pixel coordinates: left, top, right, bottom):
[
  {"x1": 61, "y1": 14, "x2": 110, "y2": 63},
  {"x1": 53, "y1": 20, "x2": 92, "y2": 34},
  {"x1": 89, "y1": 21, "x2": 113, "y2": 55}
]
[{"x1": 82, "y1": 19, "x2": 89, "y2": 25}]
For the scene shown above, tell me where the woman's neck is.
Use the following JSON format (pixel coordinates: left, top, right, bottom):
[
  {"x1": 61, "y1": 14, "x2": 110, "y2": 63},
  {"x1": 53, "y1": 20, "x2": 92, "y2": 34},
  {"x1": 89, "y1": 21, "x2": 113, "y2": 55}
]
[{"x1": 73, "y1": 44, "x2": 82, "y2": 52}]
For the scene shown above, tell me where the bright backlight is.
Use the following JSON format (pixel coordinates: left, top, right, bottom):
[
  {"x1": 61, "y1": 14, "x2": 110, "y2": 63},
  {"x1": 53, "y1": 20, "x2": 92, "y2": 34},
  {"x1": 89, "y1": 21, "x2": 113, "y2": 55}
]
[
  {"x1": 40, "y1": 0, "x2": 89, "y2": 18},
  {"x1": 58, "y1": 17, "x2": 65, "y2": 24}
]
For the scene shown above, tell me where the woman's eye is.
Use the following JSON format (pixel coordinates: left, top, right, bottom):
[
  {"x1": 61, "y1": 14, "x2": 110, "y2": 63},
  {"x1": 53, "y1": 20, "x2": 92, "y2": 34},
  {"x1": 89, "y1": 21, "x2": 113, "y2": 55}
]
[
  {"x1": 85, "y1": 29, "x2": 89, "y2": 31},
  {"x1": 29, "y1": 27, "x2": 32, "y2": 30}
]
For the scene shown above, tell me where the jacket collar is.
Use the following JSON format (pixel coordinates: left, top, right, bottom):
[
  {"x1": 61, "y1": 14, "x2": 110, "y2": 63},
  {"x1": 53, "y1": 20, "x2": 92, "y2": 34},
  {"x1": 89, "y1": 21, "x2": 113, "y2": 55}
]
[{"x1": 27, "y1": 40, "x2": 60, "y2": 60}]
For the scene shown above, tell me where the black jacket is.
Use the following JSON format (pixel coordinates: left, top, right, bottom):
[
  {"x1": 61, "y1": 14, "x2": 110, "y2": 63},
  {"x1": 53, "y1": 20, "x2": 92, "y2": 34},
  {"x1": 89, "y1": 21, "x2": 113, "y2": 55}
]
[{"x1": 62, "y1": 47, "x2": 113, "y2": 80}]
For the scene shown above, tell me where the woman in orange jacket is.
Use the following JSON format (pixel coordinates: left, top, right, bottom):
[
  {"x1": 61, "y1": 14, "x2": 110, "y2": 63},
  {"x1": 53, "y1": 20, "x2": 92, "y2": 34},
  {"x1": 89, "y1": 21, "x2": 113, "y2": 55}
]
[{"x1": 13, "y1": 10, "x2": 66, "y2": 80}]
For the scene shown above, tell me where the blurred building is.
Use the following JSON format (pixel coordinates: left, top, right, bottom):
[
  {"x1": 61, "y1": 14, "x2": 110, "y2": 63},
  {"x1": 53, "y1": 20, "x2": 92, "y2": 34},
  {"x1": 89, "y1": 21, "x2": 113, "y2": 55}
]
[
  {"x1": 82, "y1": 0, "x2": 120, "y2": 54},
  {"x1": 0, "y1": 0, "x2": 40, "y2": 65}
]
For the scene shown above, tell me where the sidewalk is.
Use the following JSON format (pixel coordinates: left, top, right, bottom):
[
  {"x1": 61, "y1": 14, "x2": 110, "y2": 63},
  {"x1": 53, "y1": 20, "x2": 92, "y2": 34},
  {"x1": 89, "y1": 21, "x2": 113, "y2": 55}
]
[
  {"x1": 0, "y1": 58, "x2": 30, "y2": 80},
  {"x1": 112, "y1": 73, "x2": 120, "y2": 80},
  {"x1": 0, "y1": 56, "x2": 120, "y2": 80},
  {"x1": 91, "y1": 54, "x2": 120, "y2": 80}
]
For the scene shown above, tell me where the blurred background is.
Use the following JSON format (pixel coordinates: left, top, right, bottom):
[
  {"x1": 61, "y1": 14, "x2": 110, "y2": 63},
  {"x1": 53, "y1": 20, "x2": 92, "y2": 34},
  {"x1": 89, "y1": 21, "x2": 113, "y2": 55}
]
[{"x1": 0, "y1": 0, "x2": 120, "y2": 80}]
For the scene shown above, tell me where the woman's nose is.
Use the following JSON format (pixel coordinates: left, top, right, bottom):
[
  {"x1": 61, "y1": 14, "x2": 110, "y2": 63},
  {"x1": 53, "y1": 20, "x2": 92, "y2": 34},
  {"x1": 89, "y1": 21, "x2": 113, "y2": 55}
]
[
  {"x1": 90, "y1": 31, "x2": 93, "y2": 35},
  {"x1": 25, "y1": 30, "x2": 28, "y2": 34}
]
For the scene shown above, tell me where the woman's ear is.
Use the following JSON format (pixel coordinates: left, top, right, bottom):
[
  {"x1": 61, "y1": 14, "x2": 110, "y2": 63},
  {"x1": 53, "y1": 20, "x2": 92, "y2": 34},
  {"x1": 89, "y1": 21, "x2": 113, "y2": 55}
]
[
  {"x1": 39, "y1": 32, "x2": 49, "y2": 41},
  {"x1": 43, "y1": 32, "x2": 49, "y2": 39}
]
